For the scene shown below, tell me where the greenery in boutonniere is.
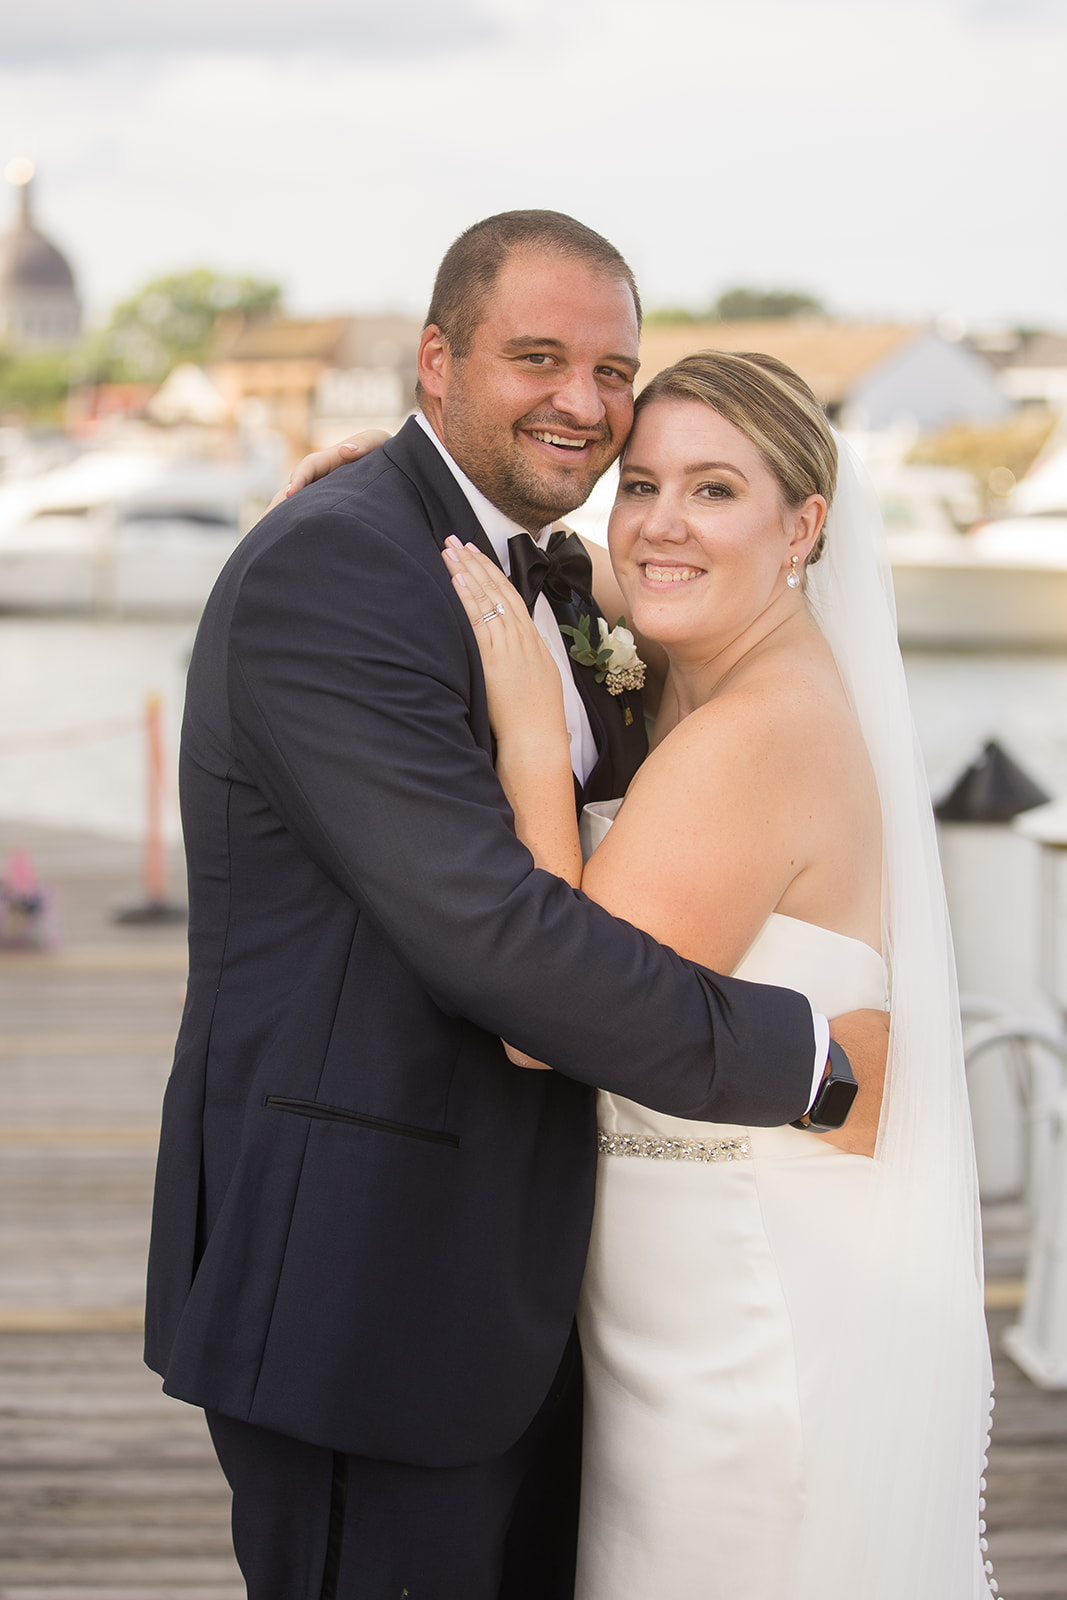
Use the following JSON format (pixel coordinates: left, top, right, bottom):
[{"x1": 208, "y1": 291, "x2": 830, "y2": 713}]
[{"x1": 560, "y1": 615, "x2": 646, "y2": 697}]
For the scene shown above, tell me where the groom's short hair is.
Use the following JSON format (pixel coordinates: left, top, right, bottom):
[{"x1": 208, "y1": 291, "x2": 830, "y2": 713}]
[{"x1": 425, "y1": 210, "x2": 642, "y2": 361}]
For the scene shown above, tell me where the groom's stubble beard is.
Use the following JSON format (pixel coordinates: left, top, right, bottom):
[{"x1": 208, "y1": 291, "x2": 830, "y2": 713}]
[{"x1": 440, "y1": 372, "x2": 626, "y2": 533}]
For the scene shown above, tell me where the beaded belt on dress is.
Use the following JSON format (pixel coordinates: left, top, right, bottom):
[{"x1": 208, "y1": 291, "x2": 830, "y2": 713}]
[{"x1": 597, "y1": 1130, "x2": 752, "y2": 1163}]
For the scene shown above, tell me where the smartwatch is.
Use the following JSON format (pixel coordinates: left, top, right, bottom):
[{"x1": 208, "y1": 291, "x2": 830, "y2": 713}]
[{"x1": 791, "y1": 1039, "x2": 858, "y2": 1132}]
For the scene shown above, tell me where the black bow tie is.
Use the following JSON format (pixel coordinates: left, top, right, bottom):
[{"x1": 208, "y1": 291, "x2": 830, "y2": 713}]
[{"x1": 506, "y1": 529, "x2": 594, "y2": 616}]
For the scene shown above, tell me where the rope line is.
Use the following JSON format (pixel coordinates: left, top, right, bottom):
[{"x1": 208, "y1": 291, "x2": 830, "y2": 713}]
[{"x1": 0, "y1": 714, "x2": 142, "y2": 753}]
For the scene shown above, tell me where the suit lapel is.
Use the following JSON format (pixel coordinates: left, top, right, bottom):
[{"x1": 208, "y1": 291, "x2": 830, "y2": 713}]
[{"x1": 382, "y1": 419, "x2": 502, "y2": 569}]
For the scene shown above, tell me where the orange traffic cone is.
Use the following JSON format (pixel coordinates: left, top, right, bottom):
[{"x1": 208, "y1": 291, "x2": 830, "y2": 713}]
[{"x1": 114, "y1": 693, "x2": 185, "y2": 926}]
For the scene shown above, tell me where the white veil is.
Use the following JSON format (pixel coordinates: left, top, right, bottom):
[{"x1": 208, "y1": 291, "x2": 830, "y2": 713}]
[{"x1": 794, "y1": 438, "x2": 995, "y2": 1596}]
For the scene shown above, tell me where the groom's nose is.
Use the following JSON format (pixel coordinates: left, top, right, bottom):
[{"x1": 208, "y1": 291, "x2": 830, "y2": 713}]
[{"x1": 550, "y1": 366, "x2": 606, "y2": 428}]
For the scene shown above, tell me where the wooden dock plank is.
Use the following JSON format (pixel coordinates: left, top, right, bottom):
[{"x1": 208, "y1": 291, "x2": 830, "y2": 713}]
[{"x1": 0, "y1": 1332, "x2": 241, "y2": 1598}]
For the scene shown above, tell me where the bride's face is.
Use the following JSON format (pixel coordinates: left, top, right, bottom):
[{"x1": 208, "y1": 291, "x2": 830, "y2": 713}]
[{"x1": 608, "y1": 397, "x2": 822, "y2": 652}]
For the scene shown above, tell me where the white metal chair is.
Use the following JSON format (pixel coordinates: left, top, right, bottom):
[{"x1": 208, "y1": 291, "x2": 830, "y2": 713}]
[
  {"x1": 963, "y1": 1012, "x2": 1067, "y2": 1386},
  {"x1": 964, "y1": 1014, "x2": 1067, "y2": 1215}
]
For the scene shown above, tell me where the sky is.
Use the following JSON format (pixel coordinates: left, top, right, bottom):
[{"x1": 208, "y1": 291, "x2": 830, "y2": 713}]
[{"x1": 1, "y1": 0, "x2": 1064, "y2": 331}]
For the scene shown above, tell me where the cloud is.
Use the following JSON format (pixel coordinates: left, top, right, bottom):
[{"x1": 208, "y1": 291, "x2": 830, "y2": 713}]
[
  {"x1": 968, "y1": 0, "x2": 1067, "y2": 18},
  {"x1": 3, "y1": 0, "x2": 1064, "y2": 330},
  {"x1": 0, "y1": 0, "x2": 505, "y2": 62}
]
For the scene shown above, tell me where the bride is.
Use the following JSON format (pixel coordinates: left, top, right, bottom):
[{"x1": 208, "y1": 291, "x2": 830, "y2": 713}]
[
  {"x1": 284, "y1": 350, "x2": 995, "y2": 1596},
  {"x1": 438, "y1": 351, "x2": 995, "y2": 1598}
]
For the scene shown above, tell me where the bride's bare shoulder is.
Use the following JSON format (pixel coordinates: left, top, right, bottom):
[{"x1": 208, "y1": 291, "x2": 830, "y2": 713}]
[
  {"x1": 635, "y1": 649, "x2": 867, "y2": 837},
  {"x1": 659, "y1": 664, "x2": 840, "y2": 767},
  {"x1": 587, "y1": 662, "x2": 852, "y2": 971}
]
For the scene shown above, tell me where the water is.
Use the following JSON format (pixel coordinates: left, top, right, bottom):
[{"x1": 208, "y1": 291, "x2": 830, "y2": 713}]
[
  {"x1": 0, "y1": 618, "x2": 192, "y2": 843},
  {"x1": 2, "y1": 617, "x2": 1067, "y2": 845}
]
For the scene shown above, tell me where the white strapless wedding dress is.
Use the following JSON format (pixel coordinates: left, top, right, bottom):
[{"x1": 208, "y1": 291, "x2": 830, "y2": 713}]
[{"x1": 574, "y1": 802, "x2": 912, "y2": 1599}]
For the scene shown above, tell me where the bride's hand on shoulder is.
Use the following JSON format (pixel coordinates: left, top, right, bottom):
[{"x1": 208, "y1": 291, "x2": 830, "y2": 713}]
[
  {"x1": 443, "y1": 538, "x2": 581, "y2": 887},
  {"x1": 442, "y1": 538, "x2": 566, "y2": 749},
  {"x1": 265, "y1": 429, "x2": 392, "y2": 511}
]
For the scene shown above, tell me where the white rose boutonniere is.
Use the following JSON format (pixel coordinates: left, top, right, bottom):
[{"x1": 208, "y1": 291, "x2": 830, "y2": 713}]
[{"x1": 560, "y1": 615, "x2": 647, "y2": 698}]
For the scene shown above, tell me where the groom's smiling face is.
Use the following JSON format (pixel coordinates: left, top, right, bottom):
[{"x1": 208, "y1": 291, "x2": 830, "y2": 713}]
[{"x1": 417, "y1": 249, "x2": 640, "y2": 533}]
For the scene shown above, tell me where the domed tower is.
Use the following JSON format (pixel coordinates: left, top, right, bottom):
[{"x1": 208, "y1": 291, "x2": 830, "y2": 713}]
[{"x1": 0, "y1": 158, "x2": 81, "y2": 350}]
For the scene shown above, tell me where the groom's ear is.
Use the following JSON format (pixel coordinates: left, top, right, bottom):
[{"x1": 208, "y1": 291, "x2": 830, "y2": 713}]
[{"x1": 418, "y1": 325, "x2": 450, "y2": 400}]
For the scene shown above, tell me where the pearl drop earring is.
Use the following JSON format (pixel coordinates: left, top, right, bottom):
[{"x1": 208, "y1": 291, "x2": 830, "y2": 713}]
[{"x1": 786, "y1": 554, "x2": 801, "y2": 589}]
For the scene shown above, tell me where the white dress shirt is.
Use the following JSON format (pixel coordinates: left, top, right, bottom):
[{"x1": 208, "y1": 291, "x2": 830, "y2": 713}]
[{"x1": 415, "y1": 411, "x2": 827, "y2": 1110}]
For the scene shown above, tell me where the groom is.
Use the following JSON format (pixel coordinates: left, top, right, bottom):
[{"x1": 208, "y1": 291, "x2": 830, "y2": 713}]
[{"x1": 146, "y1": 211, "x2": 880, "y2": 1599}]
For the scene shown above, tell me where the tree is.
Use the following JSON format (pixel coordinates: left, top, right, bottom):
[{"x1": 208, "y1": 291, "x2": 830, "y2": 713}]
[
  {"x1": 712, "y1": 287, "x2": 824, "y2": 321},
  {"x1": 644, "y1": 307, "x2": 700, "y2": 325},
  {"x1": 0, "y1": 348, "x2": 74, "y2": 422},
  {"x1": 92, "y1": 269, "x2": 281, "y2": 382}
]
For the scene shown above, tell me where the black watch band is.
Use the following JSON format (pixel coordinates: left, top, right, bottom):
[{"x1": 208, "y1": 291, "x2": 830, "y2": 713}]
[{"x1": 790, "y1": 1038, "x2": 858, "y2": 1133}]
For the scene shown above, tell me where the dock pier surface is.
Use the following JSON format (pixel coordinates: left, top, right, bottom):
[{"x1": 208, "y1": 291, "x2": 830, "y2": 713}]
[
  {"x1": 0, "y1": 818, "x2": 241, "y2": 1597},
  {"x1": 2, "y1": 818, "x2": 1066, "y2": 1597}
]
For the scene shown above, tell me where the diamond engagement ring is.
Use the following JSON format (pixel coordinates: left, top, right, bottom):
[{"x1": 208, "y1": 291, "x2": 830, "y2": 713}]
[{"x1": 480, "y1": 603, "x2": 506, "y2": 623}]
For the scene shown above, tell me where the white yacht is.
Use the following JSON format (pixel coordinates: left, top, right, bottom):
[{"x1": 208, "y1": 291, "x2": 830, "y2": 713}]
[
  {"x1": 0, "y1": 446, "x2": 277, "y2": 615},
  {"x1": 886, "y1": 447, "x2": 1067, "y2": 650}
]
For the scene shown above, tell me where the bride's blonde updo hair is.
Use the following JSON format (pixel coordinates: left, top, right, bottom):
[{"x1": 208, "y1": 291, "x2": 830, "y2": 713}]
[{"x1": 632, "y1": 350, "x2": 838, "y2": 563}]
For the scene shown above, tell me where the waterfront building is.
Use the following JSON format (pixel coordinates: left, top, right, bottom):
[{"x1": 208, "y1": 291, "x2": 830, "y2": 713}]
[
  {"x1": 209, "y1": 312, "x2": 420, "y2": 459},
  {"x1": 637, "y1": 318, "x2": 1010, "y2": 432},
  {"x1": 0, "y1": 159, "x2": 81, "y2": 351},
  {"x1": 1000, "y1": 332, "x2": 1067, "y2": 410}
]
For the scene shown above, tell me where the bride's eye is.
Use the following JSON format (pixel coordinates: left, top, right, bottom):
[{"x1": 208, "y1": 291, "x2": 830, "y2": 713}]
[
  {"x1": 696, "y1": 481, "x2": 733, "y2": 500},
  {"x1": 619, "y1": 479, "x2": 656, "y2": 498}
]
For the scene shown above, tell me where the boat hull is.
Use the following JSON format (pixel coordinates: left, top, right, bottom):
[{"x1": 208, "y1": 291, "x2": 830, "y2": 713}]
[
  {"x1": 892, "y1": 560, "x2": 1067, "y2": 650},
  {"x1": 0, "y1": 517, "x2": 245, "y2": 618}
]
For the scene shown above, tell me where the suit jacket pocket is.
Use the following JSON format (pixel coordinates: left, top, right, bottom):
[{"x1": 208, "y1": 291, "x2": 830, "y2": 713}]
[{"x1": 264, "y1": 1095, "x2": 460, "y2": 1148}]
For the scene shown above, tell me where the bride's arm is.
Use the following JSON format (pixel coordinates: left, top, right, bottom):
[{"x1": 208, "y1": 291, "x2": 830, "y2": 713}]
[
  {"x1": 443, "y1": 537, "x2": 582, "y2": 1071},
  {"x1": 443, "y1": 539, "x2": 581, "y2": 888}
]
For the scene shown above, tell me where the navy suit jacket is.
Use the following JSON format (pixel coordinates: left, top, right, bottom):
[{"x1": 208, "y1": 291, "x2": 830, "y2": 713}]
[{"x1": 145, "y1": 418, "x2": 815, "y2": 1466}]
